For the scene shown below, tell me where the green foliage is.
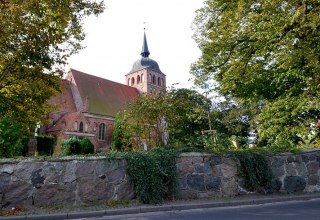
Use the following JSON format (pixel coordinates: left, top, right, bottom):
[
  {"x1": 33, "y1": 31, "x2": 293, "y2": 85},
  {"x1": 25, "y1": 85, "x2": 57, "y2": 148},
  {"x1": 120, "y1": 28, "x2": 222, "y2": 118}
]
[
  {"x1": 167, "y1": 88, "x2": 211, "y2": 148},
  {"x1": 192, "y1": 0, "x2": 320, "y2": 147},
  {"x1": 0, "y1": 0, "x2": 104, "y2": 135},
  {"x1": 0, "y1": 117, "x2": 26, "y2": 158},
  {"x1": 61, "y1": 137, "x2": 94, "y2": 155},
  {"x1": 126, "y1": 148, "x2": 177, "y2": 204},
  {"x1": 111, "y1": 113, "x2": 125, "y2": 151},
  {"x1": 118, "y1": 88, "x2": 211, "y2": 150},
  {"x1": 80, "y1": 138, "x2": 94, "y2": 154},
  {"x1": 233, "y1": 151, "x2": 273, "y2": 193},
  {"x1": 36, "y1": 135, "x2": 55, "y2": 156},
  {"x1": 61, "y1": 137, "x2": 81, "y2": 155}
]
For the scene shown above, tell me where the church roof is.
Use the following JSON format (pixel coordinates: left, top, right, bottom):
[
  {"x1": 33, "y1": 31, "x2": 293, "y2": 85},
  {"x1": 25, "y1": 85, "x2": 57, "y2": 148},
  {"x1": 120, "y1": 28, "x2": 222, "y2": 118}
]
[
  {"x1": 69, "y1": 69, "x2": 139, "y2": 117},
  {"x1": 128, "y1": 31, "x2": 164, "y2": 75}
]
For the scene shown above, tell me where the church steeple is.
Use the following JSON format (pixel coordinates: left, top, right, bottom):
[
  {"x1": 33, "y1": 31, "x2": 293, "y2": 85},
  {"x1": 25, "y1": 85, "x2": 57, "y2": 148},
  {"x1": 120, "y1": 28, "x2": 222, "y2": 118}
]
[{"x1": 140, "y1": 31, "x2": 150, "y2": 58}]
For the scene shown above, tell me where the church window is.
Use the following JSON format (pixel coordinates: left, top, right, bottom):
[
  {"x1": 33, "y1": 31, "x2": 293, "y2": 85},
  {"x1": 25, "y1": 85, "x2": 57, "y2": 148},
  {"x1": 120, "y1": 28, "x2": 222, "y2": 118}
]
[
  {"x1": 152, "y1": 75, "x2": 156, "y2": 84},
  {"x1": 141, "y1": 74, "x2": 144, "y2": 83},
  {"x1": 128, "y1": 78, "x2": 130, "y2": 85},
  {"x1": 73, "y1": 122, "x2": 78, "y2": 131},
  {"x1": 137, "y1": 75, "x2": 141, "y2": 84},
  {"x1": 161, "y1": 78, "x2": 164, "y2": 87},
  {"x1": 99, "y1": 123, "x2": 106, "y2": 140},
  {"x1": 158, "y1": 77, "x2": 161, "y2": 86},
  {"x1": 79, "y1": 122, "x2": 83, "y2": 132},
  {"x1": 131, "y1": 77, "x2": 135, "y2": 85}
]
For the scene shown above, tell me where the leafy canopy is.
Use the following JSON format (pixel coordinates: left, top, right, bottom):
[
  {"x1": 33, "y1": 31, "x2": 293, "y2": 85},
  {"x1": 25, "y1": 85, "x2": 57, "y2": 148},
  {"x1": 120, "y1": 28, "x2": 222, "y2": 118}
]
[
  {"x1": 0, "y1": 0, "x2": 104, "y2": 130},
  {"x1": 115, "y1": 89, "x2": 211, "y2": 150},
  {"x1": 192, "y1": 0, "x2": 320, "y2": 146}
]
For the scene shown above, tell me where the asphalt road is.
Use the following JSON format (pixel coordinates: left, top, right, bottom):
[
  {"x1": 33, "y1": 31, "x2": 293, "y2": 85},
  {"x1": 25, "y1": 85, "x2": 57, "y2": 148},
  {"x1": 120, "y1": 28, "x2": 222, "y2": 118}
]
[{"x1": 79, "y1": 198, "x2": 320, "y2": 220}]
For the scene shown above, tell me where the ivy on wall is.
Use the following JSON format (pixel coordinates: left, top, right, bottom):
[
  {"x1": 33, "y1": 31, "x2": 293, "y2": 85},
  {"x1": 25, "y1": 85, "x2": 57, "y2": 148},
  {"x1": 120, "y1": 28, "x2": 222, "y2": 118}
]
[
  {"x1": 126, "y1": 148, "x2": 177, "y2": 204},
  {"x1": 233, "y1": 151, "x2": 273, "y2": 193}
]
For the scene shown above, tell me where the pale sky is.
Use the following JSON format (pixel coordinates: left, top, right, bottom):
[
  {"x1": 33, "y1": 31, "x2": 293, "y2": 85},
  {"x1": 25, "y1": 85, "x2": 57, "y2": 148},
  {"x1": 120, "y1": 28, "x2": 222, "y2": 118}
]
[{"x1": 65, "y1": 0, "x2": 204, "y2": 89}]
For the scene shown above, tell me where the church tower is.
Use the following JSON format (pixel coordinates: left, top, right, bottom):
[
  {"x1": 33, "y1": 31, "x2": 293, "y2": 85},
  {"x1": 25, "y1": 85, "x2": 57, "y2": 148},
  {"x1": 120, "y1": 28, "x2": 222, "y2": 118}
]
[{"x1": 126, "y1": 31, "x2": 166, "y2": 94}]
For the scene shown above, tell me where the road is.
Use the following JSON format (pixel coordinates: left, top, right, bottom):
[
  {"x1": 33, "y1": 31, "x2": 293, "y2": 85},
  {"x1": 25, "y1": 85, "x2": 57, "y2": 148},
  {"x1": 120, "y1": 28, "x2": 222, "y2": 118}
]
[{"x1": 78, "y1": 198, "x2": 320, "y2": 220}]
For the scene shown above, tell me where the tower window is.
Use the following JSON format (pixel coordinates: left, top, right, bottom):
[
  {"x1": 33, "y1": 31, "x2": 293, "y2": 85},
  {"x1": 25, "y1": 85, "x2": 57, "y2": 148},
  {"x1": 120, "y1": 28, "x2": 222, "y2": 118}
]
[
  {"x1": 98, "y1": 123, "x2": 106, "y2": 141},
  {"x1": 137, "y1": 75, "x2": 141, "y2": 84},
  {"x1": 131, "y1": 77, "x2": 135, "y2": 85},
  {"x1": 158, "y1": 77, "x2": 161, "y2": 86},
  {"x1": 152, "y1": 75, "x2": 156, "y2": 84}
]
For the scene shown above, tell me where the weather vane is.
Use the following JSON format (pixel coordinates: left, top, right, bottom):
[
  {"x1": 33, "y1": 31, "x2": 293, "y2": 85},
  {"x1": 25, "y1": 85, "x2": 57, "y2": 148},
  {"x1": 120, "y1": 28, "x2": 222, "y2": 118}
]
[{"x1": 143, "y1": 21, "x2": 146, "y2": 31}]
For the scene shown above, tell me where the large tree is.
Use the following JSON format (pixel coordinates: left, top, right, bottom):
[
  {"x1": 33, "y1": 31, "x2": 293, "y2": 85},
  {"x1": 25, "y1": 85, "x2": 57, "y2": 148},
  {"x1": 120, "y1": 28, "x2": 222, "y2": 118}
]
[
  {"x1": 0, "y1": 0, "x2": 104, "y2": 132},
  {"x1": 115, "y1": 89, "x2": 211, "y2": 150},
  {"x1": 192, "y1": 0, "x2": 320, "y2": 146}
]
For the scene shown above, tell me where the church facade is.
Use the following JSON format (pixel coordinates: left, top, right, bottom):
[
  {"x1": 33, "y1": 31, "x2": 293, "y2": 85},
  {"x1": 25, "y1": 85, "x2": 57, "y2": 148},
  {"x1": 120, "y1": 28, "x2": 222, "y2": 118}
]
[{"x1": 43, "y1": 32, "x2": 166, "y2": 151}]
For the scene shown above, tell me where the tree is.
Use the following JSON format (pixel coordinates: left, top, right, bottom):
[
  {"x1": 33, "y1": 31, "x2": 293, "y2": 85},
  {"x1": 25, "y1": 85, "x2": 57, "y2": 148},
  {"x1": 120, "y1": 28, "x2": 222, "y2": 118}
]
[
  {"x1": 112, "y1": 113, "x2": 125, "y2": 151},
  {"x1": 0, "y1": 117, "x2": 25, "y2": 158},
  {"x1": 0, "y1": 0, "x2": 104, "y2": 132},
  {"x1": 167, "y1": 88, "x2": 211, "y2": 148},
  {"x1": 191, "y1": 0, "x2": 320, "y2": 146},
  {"x1": 118, "y1": 89, "x2": 211, "y2": 150}
]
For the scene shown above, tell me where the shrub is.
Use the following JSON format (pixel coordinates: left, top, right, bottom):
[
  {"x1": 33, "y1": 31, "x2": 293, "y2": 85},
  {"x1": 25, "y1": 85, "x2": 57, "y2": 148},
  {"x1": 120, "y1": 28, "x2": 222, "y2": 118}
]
[
  {"x1": 36, "y1": 135, "x2": 55, "y2": 156},
  {"x1": 61, "y1": 137, "x2": 94, "y2": 155},
  {"x1": 80, "y1": 138, "x2": 94, "y2": 154},
  {"x1": 61, "y1": 137, "x2": 81, "y2": 155}
]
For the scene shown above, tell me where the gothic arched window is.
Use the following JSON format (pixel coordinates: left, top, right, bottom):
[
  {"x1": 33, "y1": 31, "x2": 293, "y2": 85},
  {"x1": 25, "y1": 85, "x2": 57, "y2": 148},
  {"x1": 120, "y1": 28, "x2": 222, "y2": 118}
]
[
  {"x1": 137, "y1": 75, "x2": 141, "y2": 84},
  {"x1": 98, "y1": 123, "x2": 106, "y2": 141},
  {"x1": 131, "y1": 77, "x2": 135, "y2": 85},
  {"x1": 79, "y1": 122, "x2": 83, "y2": 132}
]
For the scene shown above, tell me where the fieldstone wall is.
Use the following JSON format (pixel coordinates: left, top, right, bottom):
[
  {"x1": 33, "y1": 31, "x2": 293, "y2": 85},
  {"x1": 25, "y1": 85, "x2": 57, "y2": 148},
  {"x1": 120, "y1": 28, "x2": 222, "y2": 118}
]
[
  {"x1": 0, "y1": 157, "x2": 134, "y2": 209},
  {"x1": 0, "y1": 150, "x2": 319, "y2": 208},
  {"x1": 176, "y1": 150, "x2": 320, "y2": 199}
]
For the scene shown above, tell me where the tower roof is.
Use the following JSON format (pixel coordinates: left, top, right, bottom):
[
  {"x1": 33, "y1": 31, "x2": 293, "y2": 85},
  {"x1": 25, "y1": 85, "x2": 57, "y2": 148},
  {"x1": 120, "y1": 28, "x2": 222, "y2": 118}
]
[
  {"x1": 141, "y1": 31, "x2": 150, "y2": 58},
  {"x1": 128, "y1": 31, "x2": 164, "y2": 75}
]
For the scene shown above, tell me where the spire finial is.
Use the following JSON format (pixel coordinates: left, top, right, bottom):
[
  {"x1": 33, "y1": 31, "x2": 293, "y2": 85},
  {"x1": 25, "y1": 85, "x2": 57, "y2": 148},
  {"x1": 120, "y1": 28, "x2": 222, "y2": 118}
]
[{"x1": 141, "y1": 28, "x2": 150, "y2": 58}]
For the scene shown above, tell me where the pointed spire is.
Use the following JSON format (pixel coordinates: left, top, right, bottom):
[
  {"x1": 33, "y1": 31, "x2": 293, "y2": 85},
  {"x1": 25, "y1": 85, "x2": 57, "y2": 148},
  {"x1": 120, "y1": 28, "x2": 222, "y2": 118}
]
[{"x1": 140, "y1": 30, "x2": 150, "y2": 58}]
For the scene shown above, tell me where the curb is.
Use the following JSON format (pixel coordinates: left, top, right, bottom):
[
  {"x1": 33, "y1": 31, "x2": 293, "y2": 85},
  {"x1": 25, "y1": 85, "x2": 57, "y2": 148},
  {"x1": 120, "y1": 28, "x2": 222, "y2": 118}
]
[{"x1": 3, "y1": 194, "x2": 320, "y2": 220}]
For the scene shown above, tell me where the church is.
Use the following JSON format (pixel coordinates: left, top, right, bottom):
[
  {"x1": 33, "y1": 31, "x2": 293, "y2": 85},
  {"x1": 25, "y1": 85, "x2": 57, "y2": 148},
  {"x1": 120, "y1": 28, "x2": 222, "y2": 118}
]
[{"x1": 43, "y1": 32, "x2": 166, "y2": 151}]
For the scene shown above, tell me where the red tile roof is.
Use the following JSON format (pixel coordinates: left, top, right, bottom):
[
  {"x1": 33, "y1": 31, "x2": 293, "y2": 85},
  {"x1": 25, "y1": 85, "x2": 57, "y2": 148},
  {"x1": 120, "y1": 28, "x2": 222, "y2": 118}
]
[
  {"x1": 69, "y1": 69, "x2": 139, "y2": 117},
  {"x1": 48, "y1": 79, "x2": 77, "y2": 113}
]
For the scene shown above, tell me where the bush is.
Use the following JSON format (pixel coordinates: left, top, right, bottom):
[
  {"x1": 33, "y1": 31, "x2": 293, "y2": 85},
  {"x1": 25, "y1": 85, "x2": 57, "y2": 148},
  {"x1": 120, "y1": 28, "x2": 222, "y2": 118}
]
[
  {"x1": 61, "y1": 137, "x2": 81, "y2": 155},
  {"x1": 36, "y1": 135, "x2": 55, "y2": 156},
  {"x1": 80, "y1": 138, "x2": 94, "y2": 154},
  {"x1": 61, "y1": 137, "x2": 94, "y2": 155}
]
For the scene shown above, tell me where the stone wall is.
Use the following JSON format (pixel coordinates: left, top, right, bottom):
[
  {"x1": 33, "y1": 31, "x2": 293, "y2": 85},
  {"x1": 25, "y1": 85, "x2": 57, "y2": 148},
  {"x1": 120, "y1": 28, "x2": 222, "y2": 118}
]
[
  {"x1": 0, "y1": 150, "x2": 319, "y2": 208},
  {"x1": 0, "y1": 157, "x2": 134, "y2": 208},
  {"x1": 176, "y1": 150, "x2": 320, "y2": 199}
]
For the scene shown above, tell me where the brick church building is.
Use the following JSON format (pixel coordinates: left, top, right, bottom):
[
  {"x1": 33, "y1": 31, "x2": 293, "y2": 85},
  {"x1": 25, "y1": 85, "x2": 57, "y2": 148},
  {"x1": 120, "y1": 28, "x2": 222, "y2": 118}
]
[{"x1": 42, "y1": 32, "x2": 166, "y2": 151}]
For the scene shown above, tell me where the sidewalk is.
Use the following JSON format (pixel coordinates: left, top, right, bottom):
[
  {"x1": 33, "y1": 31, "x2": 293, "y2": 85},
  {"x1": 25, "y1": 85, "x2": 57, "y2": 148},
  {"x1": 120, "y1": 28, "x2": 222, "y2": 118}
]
[{"x1": 2, "y1": 192, "x2": 320, "y2": 220}]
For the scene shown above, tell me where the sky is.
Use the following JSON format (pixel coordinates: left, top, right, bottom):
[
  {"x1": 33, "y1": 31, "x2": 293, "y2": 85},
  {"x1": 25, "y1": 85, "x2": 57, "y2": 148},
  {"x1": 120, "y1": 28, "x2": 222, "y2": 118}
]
[{"x1": 65, "y1": 0, "x2": 204, "y2": 89}]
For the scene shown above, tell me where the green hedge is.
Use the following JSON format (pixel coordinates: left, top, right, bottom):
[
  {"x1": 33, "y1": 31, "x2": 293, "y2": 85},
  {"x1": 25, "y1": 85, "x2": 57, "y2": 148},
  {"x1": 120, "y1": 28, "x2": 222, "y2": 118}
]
[
  {"x1": 37, "y1": 135, "x2": 55, "y2": 156},
  {"x1": 61, "y1": 137, "x2": 94, "y2": 155}
]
